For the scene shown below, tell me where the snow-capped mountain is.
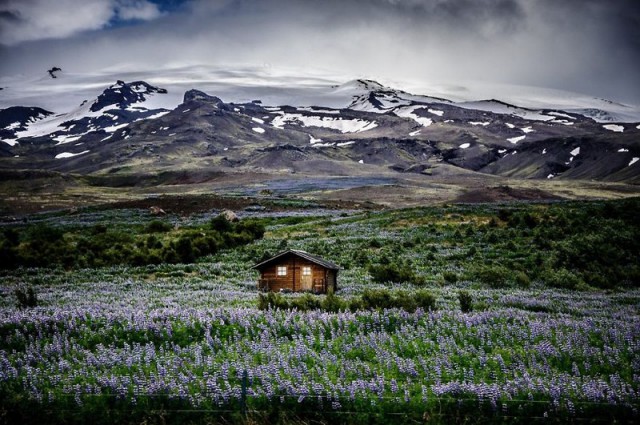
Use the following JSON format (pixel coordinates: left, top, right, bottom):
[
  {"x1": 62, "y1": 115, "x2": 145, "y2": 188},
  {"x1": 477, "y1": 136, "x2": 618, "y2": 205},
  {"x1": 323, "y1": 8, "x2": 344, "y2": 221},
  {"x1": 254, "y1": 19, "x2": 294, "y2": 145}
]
[
  {"x1": 0, "y1": 67, "x2": 639, "y2": 184},
  {"x1": 0, "y1": 79, "x2": 169, "y2": 148}
]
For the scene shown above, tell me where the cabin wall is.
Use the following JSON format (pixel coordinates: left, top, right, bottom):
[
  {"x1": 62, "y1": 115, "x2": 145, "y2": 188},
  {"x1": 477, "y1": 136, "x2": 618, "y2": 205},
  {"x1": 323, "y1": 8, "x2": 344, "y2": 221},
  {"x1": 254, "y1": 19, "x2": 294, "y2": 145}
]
[{"x1": 259, "y1": 255, "x2": 321, "y2": 292}]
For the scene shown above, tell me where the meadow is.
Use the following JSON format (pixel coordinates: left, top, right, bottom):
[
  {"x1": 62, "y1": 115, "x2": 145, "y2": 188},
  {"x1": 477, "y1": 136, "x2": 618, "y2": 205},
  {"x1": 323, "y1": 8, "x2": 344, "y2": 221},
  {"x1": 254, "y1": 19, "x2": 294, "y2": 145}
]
[{"x1": 0, "y1": 198, "x2": 639, "y2": 424}]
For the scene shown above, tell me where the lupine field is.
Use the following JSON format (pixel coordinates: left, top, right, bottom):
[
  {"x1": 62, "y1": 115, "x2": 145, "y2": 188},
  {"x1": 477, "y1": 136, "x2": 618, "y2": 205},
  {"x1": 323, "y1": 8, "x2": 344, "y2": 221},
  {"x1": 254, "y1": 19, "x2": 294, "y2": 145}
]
[{"x1": 1, "y1": 198, "x2": 639, "y2": 424}]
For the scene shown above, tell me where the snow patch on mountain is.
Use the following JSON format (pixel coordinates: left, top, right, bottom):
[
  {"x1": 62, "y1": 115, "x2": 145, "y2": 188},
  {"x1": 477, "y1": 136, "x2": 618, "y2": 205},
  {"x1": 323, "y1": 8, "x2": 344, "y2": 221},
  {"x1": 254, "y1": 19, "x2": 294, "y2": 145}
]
[
  {"x1": 271, "y1": 112, "x2": 377, "y2": 133},
  {"x1": 297, "y1": 107, "x2": 340, "y2": 114},
  {"x1": 394, "y1": 106, "x2": 432, "y2": 127},
  {"x1": 104, "y1": 123, "x2": 129, "y2": 133},
  {"x1": 508, "y1": 135, "x2": 526, "y2": 144},
  {"x1": 309, "y1": 135, "x2": 322, "y2": 144},
  {"x1": 603, "y1": 124, "x2": 624, "y2": 133},
  {"x1": 55, "y1": 150, "x2": 89, "y2": 159},
  {"x1": 53, "y1": 134, "x2": 83, "y2": 144},
  {"x1": 629, "y1": 158, "x2": 639, "y2": 167}
]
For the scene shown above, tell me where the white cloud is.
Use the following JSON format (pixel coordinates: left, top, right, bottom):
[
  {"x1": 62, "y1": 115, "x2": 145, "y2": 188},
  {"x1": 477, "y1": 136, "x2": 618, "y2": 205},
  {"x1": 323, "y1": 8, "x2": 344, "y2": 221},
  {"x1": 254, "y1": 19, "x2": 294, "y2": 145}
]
[
  {"x1": 115, "y1": 0, "x2": 162, "y2": 21},
  {"x1": 0, "y1": 0, "x2": 161, "y2": 45},
  {"x1": 0, "y1": 0, "x2": 638, "y2": 105}
]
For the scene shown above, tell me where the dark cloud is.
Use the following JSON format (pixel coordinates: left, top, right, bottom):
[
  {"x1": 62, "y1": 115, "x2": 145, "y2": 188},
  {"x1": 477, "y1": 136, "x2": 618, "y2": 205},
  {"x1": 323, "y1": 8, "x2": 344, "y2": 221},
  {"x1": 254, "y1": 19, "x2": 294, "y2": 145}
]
[
  {"x1": 1, "y1": 0, "x2": 639, "y2": 104},
  {"x1": 0, "y1": 9, "x2": 21, "y2": 22},
  {"x1": 0, "y1": 0, "x2": 162, "y2": 45}
]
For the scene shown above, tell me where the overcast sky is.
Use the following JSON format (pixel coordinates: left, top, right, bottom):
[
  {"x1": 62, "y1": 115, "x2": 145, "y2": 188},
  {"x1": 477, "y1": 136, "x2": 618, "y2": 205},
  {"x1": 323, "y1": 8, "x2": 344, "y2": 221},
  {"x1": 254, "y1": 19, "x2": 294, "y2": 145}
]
[{"x1": 1, "y1": 0, "x2": 639, "y2": 104}]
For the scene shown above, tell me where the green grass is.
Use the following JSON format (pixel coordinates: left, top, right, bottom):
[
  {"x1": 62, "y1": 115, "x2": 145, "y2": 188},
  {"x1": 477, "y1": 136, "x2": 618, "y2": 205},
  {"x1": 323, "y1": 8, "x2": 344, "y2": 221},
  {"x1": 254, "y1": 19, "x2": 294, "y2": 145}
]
[{"x1": 0, "y1": 198, "x2": 639, "y2": 423}]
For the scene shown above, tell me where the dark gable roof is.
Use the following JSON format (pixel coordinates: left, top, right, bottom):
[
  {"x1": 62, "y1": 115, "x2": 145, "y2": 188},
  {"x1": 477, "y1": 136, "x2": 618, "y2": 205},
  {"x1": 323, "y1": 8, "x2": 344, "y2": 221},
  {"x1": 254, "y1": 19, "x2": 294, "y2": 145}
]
[{"x1": 252, "y1": 249, "x2": 339, "y2": 270}]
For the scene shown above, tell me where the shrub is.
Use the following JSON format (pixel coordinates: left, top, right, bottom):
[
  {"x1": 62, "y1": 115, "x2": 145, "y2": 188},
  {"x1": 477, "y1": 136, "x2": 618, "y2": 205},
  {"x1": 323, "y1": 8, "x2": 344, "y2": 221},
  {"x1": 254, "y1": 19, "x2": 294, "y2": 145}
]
[
  {"x1": 175, "y1": 237, "x2": 195, "y2": 263},
  {"x1": 348, "y1": 297, "x2": 365, "y2": 312},
  {"x1": 91, "y1": 224, "x2": 108, "y2": 235},
  {"x1": 322, "y1": 291, "x2": 346, "y2": 312},
  {"x1": 514, "y1": 271, "x2": 531, "y2": 288},
  {"x1": 15, "y1": 286, "x2": 38, "y2": 309},
  {"x1": 3, "y1": 228, "x2": 20, "y2": 246},
  {"x1": 28, "y1": 224, "x2": 63, "y2": 243},
  {"x1": 210, "y1": 215, "x2": 233, "y2": 232},
  {"x1": 369, "y1": 263, "x2": 417, "y2": 284},
  {"x1": 459, "y1": 290, "x2": 473, "y2": 313},
  {"x1": 146, "y1": 220, "x2": 172, "y2": 233},
  {"x1": 146, "y1": 235, "x2": 162, "y2": 249},
  {"x1": 394, "y1": 291, "x2": 418, "y2": 312},
  {"x1": 236, "y1": 220, "x2": 266, "y2": 240},
  {"x1": 361, "y1": 289, "x2": 393, "y2": 310},
  {"x1": 257, "y1": 293, "x2": 269, "y2": 310},
  {"x1": 471, "y1": 264, "x2": 511, "y2": 288},
  {"x1": 292, "y1": 294, "x2": 321, "y2": 311},
  {"x1": 257, "y1": 292, "x2": 290, "y2": 310},
  {"x1": 542, "y1": 268, "x2": 586, "y2": 290},
  {"x1": 415, "y1": 290, "x2": 436, "y2": 311},
  {"x1": 369, "y1": 239, "x2": 382, "y2": 248},
  {"x1": 442, "y1": 271, "x2": 458, "y2": 284}
]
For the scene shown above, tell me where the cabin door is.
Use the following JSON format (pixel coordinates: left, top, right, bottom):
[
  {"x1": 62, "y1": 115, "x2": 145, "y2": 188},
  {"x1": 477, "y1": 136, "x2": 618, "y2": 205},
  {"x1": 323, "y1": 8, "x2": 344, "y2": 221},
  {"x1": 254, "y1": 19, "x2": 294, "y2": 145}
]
[{"x1": 301, "y1": 266, "x2": 313, "y2": 291}]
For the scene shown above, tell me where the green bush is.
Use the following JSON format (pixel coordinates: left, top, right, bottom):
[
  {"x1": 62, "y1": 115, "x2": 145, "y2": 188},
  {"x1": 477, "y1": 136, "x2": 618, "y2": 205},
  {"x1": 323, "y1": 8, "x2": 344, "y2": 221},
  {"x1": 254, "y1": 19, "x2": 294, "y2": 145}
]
[
  {"x1": 470, "y1": 264, "x2": 511, "y2": 288},
  {"x1": 292, "y1": 293, "x2": 321, "y2": 311},
  {"x1": 514, "y1": 271, "x2": 531, "y2": 288},
  {"x1": 369, "y1": 263, "x2": 420, "y2": 285},
  {"x1": 175, "y1": 237, "x2": 196, "y2": 263},
  {"x1": 257, "y1": 292, "x2": 290, "y2": 310},
  {"x1": 442, "y1": 271, "x2": 458, "y2": 284},
  {"x1": 15, "y1": 286, "x2": 38, "y2": 309},
  {"x1": 322, "y1": 291, "x2": 346, "y2": 312},
  {"x1": 361, "y1": 289, "x2": 393, "y2": 310},
  {"x1": 458, "y1": 290, "x2": 473, "y2": 313},
  {"x1": 146, "y1": 220, "x2": 173, "y2": 233},
  {"x1": 542, "y1": 268, "x2": 586, "y2": 290},
  {"x1": 393, "y1": 291, "x2": 418, "y2": 312},
  {"x1": 415, "y1": 290, "x2": 436, "y2": 311},
  {"x1": 210, "y1": 215, "x2": 233, "y2": 232}
]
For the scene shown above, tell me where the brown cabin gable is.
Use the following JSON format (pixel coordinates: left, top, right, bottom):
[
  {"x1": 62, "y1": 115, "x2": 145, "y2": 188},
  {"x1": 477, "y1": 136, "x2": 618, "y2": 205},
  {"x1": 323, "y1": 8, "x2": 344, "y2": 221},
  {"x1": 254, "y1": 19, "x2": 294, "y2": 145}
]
[{"x1": 252, "y1": 250, "x2": 338, "y2": 294}]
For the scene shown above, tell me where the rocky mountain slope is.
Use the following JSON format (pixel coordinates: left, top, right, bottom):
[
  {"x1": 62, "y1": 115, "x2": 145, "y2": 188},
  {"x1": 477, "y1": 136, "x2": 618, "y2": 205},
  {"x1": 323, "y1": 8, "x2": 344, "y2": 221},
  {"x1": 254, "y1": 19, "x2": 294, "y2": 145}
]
[{"x1": 1, "y1": 73, "x2": 639, "y2": 187}]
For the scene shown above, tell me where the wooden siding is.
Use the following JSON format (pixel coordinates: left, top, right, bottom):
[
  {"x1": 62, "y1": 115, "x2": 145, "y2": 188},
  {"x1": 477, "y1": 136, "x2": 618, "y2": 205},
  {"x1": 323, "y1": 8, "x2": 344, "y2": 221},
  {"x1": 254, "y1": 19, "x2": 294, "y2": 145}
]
[{"x1": 257, "y1": 253, "x2": 335, "y2": 293}]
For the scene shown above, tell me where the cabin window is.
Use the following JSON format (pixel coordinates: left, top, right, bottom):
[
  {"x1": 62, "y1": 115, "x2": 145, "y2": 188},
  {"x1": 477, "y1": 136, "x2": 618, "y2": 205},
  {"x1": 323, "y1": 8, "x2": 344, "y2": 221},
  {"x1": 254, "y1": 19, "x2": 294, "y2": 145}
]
[
  {"x1": 302, "y1": 266, "x2": 312, "y2": 276},
  {"x1": 277, "y1": 266, "x2": 287, "y2": 276}
]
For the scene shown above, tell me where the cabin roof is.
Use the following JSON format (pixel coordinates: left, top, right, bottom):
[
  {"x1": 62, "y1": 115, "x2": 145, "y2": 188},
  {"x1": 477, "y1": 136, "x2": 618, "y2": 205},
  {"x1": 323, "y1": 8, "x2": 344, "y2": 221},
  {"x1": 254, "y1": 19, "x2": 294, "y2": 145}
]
[{"x1": 252, "y1": 249, "x2": 340, "y2": 271}]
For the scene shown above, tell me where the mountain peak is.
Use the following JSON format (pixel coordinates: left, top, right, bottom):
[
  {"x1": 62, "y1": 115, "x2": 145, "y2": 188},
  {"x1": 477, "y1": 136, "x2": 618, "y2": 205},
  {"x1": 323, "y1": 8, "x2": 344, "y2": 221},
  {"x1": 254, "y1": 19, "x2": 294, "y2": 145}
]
[
  {"x1": 183, "y1": 89, "x2": 224, "y2": 106},
  {"x1": 334, "y1": 79, "x2": 387, "y2": 93},
  {"x1": 90, "y1": 80, "x2": 167, "y2": 112},
  {"x1": 356, "y1": 79, "x2": 385, "y2": 91}
]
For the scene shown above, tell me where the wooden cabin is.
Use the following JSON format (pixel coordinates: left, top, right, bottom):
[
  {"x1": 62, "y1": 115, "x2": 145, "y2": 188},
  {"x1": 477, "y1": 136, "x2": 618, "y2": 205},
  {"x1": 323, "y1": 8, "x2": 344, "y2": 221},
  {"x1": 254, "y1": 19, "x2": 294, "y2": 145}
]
[{"x1": 252, "y1": 250, "x2": 339, "y2": 294}]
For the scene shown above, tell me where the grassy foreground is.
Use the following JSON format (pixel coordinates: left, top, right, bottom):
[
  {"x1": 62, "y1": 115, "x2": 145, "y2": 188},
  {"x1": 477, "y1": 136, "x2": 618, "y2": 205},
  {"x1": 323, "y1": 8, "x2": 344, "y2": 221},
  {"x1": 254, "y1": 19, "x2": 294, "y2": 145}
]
[{"x1": 0, "y1": 198, "x2": 639, "y2": 423}]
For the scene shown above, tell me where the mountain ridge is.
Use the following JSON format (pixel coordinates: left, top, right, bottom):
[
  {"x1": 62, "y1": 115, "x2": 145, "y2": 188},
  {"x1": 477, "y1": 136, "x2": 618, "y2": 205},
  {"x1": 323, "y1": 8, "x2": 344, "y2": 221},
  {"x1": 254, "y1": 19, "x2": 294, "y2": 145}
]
[{"x1": 0, "y1": 73, "x2": 639, "y2": 204}]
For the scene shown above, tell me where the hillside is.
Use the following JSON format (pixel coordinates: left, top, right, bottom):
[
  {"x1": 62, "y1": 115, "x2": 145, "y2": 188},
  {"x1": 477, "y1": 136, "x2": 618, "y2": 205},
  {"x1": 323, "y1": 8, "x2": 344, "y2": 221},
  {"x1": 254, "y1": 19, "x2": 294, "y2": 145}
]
[{"x1": 1, "y1": 69, "x2": 639, "y2": 212}]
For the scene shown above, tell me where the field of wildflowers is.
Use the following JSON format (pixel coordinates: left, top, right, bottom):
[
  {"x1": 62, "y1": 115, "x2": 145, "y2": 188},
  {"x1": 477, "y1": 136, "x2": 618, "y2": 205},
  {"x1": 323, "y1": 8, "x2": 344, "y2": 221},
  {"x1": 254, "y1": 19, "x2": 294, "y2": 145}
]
[{"x1": 0, "y1": 199, "x2": 639, "y2": 423}]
